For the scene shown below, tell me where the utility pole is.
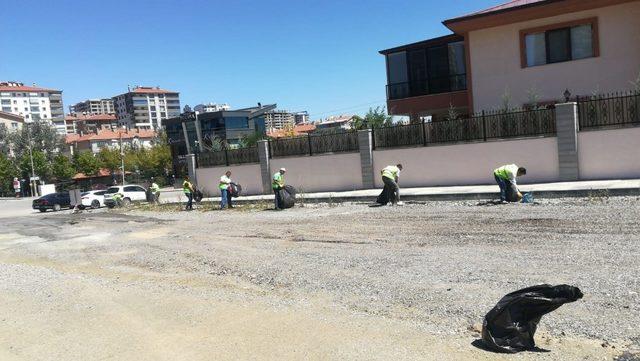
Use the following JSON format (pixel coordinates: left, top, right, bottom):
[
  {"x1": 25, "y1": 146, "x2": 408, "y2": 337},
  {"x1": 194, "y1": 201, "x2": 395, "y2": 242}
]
[
  {"x1": 27, "y1": 124, "x2": 36, "y2": 197},
  {"x1": 120, "y1": 131, "x2": 125, "y2": 185}
]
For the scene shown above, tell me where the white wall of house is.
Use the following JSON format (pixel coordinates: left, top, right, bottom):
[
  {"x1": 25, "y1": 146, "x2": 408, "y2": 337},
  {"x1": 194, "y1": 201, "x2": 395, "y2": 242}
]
[
  {"x1": 196, "y1": 163, "x2": 263, "y2": 196},
  {"x1": 270, "y1": 153, "x2": 363, "y2": 193},
  {"x1": 373, "y1": 137, "x2": 560, "y2": 188},
  {"x1": 578, "y1": 126, "x2": 640, "y2": 180},
  {"x1": 469, "y1": 2, "x2": 640, "y2": 112}
]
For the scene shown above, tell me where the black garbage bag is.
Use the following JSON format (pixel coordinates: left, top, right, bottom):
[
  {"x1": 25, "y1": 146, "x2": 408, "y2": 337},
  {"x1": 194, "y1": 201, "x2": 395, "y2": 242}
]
[
  {"x1": 278, "y1": 185, "x2": 296, "y2": 209},
  {"x1": 193, "y1": 189, "x2": 204, "y2": 203},
  {"x1": 229, "y1": 183, "x2": 242, "y2": 198},
  {"x1": 482, "y1": 284, "x2": 583, "y2": 353},
  {"x1": 376, "y1": 189, "x2": 389, "y2": 205},
  {"x1": 505, "y1": 181, "x2": 520, "y2": 202}
]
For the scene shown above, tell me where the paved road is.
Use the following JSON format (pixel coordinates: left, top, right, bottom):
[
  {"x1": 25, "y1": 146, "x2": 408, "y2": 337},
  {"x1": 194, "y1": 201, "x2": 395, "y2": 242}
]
[{"x1": 0, "y1": 198, "x2": 75, "y2": 219}]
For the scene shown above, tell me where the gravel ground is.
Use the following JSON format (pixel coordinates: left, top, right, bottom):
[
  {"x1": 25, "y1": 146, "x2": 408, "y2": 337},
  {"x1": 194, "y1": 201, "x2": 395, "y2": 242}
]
[{"x1": 0, "y1": 196, "x2": 639, "y2": 360}]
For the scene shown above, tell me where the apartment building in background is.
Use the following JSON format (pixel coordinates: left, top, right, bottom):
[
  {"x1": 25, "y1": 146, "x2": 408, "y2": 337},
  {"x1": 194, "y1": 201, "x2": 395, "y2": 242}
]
[
  {"x1": 194, "y1": 103, "x2": 230, "y2": 113},
  {"x1": 69, "y1": 98, "x2": 115, "y2": 115},
  {"x1": 65, "y1": 113, "x2": 119, "y2": 134},
  {"x1": 112, "y1": 86, "x2": 180, "y2": 130},
  {"x1": 65, "y1": 128, "x2": 156, "y2": 155},
  {"x1": 0, "y1": 81, "x2": 65, "y2": 134},
  {"x1": 380, "y1": 0, "x2": 640, "y2": 120},
  {"x1": 314, "y1": 115, "x2": 355, "y2": 131},
  {"x1": 0, "y1": 111, "x2": 24, "y2": 131},
  {"x1": 294, "y1": 111, "x2": 309, "y2": 124},
  {"x1": 264, "y1": 109, "x2": 296, "y2": 130}
]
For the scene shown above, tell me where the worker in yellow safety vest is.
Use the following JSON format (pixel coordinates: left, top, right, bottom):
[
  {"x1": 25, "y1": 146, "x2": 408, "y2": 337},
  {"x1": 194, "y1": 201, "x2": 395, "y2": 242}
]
[
  {"x1": 183, "y1": 176, "x2": 194, "y2": 210},
  {"x1": 493, "y1": 164, "x2": 526, "y2": 202},
  {"x1": 149, "y1": 178, "x2": 160, "y2": 204},
  {"x1": 272, "y1": 168, "x2": 286, "y2": 209},
  {"x1": 219, "y1": 170, "x2": 233, "y2": 209},
  {"x1": 381, "y1": 164, "x2": 403, "y2": 206}
]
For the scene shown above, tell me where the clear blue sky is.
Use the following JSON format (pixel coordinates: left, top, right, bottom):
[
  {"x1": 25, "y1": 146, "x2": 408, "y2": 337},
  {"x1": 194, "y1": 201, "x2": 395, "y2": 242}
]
[{"x1": 0, "y1": 0, "x2": 500, "y2": 120}]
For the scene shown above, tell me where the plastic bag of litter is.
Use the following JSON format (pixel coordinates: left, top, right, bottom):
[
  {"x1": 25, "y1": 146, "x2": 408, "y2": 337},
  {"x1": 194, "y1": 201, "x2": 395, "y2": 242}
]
[
  {"x1": 482, "y1": 284, "x2": 583, "y2": 353},
  {"x1": 278, "y1": 185, "x2": 297, "y2": 209},
  {"x1": 376, "y1": 189, "x2": 389, "y2": 205},
  {"x1": 229, "y1": 183, "x2": 242, "y2": 198}
]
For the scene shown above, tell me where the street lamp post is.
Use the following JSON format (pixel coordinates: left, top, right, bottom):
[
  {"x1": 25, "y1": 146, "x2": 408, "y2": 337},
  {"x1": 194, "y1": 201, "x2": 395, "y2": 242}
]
[
  {"x1": 120, "y1": 131, "x2": 125, "y2": 185},
  {"x1": 27, "y1": 124, "x2": 36, "y2": 197}
]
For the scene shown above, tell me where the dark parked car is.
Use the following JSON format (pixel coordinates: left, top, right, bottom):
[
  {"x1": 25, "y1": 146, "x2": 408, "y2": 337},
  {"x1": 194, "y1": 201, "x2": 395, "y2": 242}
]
[{"x1": 32, "y1": 192, "x2": 72, "y2": 212}]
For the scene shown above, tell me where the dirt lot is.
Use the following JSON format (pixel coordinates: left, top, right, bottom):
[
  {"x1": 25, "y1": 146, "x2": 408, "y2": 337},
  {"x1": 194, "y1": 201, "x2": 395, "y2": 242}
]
[{"x1": 0, "y1": 197, "x2": 639, "y2": 360}]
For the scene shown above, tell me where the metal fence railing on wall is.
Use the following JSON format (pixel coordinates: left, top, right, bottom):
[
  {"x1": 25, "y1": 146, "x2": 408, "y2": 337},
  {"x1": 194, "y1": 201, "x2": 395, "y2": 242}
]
[
  {"x1": 373, "y1": 107, "x2": 556, "y2": 149},
  {"x1": 269, "y1": 131, "x2": 359, "y2": 158},
  {"x1": 197, "y1": 146, "x2": 259, "y2": 167},
  {"x1": 578, "y1": 91, "x2": 640, "y2": 130}
]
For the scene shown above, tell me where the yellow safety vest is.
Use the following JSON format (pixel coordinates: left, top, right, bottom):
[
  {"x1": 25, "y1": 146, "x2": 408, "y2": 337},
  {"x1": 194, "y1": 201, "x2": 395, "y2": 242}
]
[
  {"x1": 382, "y1": 166, "x2": 400, "y2": 180},
  {"x1": 272, "y1": 172, "x2": 284, "y2": 189},
  {"x1": 494, "y1": 164, "x2": 519, "y2": 181},
  {"x1": 183, "y1": 181, "x2": 192, "y2": 194}
]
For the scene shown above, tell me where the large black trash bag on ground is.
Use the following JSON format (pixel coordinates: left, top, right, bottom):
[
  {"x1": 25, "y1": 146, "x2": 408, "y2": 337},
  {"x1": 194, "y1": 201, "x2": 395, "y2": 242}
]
[
  {"x1": 278, "y1": 185, "x2": 297, "y2": 209},
  {"x1": 229, "y1": 183, "x2": 242, "y2": 198},
  {"x1": 504, "y1": 181, "x2": 520, "y2": 202},
  {"x1": 482, "y1": 284, "x2": 583, "y2": 353},
  {"x1": 376, "y1": 188, "x2": 389, "y2": 205}
]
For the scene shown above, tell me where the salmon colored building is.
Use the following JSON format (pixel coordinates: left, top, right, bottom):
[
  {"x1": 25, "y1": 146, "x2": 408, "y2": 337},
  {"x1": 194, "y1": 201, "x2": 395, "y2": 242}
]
[{"x1": 380, "y1": 0, "x2": 640, "y2": 120}]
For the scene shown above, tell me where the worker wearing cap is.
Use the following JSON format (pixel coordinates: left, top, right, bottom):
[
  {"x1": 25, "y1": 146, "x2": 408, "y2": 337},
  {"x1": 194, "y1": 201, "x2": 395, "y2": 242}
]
[
  {"x1": 494, "y1": 164, "x2": 526, "y2": 202},
  {"x1": 381, "y1": 164, "x2": 403, "y2": 206},
  {"x1": 13, "y1": 177, "x2": 21, "y2": 198},
  {"x1": 183, "y1": 176, "x2": 194, "y2": 210},
  {"x1": 272, "y1": 168, "x2": 286, "y2": 209},
  {"x1": 219, "y1": 170, "x2": 233, "y2": 209},
  {"x1": 149, "y1": 178, "x2": 160, "y2": 204}
]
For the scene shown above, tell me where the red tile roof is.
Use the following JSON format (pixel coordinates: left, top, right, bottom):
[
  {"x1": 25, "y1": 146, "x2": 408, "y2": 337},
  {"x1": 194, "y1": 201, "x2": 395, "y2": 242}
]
[
  {"x1": 65, "y1": 128, "x2": 156, "y2": 144},
  {"x1": 444, "y1": 0, "x2": 550, "y2": 24},
  {"x1": 73, "y1": 168, "x2": 130, "y2": 180},
  {"x1": 468, "y1": 0, "x2": 547, "y2": 16},
  {"x1": 0, "y1": 111, "x2": 24, "y2": 122},
  {"x1": 267, "y1": 124, "x2": 317, "y2": 138},
  {"x1": 0, "y1": 82, "x2": 60, "y2": 93},
  {"x1": 132, "y1": 86, "x2": 177, "y2": 94},
  {"x1": 65, "y1": 113, "x2": 117, "y2": 123}
]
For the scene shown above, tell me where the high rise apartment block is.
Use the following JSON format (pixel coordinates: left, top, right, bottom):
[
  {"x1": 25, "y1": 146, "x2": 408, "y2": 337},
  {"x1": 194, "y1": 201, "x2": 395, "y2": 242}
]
[
  {"x1": 194, "y1": 103, "x2": 230, "y2": 113},
  {"x1": 0, "y1": 81, "x2": 65, "y2": 134},
  {"x1": 69, "y1": 98, "x2": 114, "y2": 115},
  {"x1": 264, "y1": 109, "x2": 296, "y2": 130},
  {"x1": 112, "y1": 86, "x2": 180, "y2": 130}
]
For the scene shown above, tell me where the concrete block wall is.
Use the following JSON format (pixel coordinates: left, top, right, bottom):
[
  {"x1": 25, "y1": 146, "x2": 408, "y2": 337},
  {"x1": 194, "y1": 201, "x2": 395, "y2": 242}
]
[{"x1": 188, "y1": 107, "x2": 638, "y2": 194}]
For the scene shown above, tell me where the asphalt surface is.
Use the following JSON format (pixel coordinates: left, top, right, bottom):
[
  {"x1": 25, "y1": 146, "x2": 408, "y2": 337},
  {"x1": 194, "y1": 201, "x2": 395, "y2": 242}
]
[{"x1": 0, "y1": 197, "x2": 638, "y2": 360}]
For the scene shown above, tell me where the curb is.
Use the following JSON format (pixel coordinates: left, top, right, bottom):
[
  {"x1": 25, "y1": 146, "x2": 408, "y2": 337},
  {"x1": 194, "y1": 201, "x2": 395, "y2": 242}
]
[{"x1": 160, "y1": 187, "x2": 639, "y2": 206}]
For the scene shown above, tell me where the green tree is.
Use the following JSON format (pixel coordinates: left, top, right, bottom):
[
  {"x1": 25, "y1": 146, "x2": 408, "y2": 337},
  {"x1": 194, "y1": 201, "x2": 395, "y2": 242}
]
[
  {"x1": 239, "y1": 131, "x2": 266, "y2": 148},
  {"x1": 11, "y1": 121, "x2": 62, "y2": 162},
  {"x1": 0, "y1": 124, "x2": 11, "y2": 156},
  {"x1": 19, "y1": 150, "x2": 51, "y2": 182},
  {"x1": 350, "y1": 115, "x2": 366, "y2": 130},
  {"x1": 97, "y1": 147, "x2": 122, "y2": 175},
  {"x1": 0, "y1": 153, "x2": 19, "y2": 195},
  {"x1": 364, "y1": 106, "x2": 393, "y2": 128},
  {"x1": 51, "y1": 154, "x2": 76, "y2": 182},
  {"x1": 75, "y1": 151, "x2": 101, "y2": 177}
]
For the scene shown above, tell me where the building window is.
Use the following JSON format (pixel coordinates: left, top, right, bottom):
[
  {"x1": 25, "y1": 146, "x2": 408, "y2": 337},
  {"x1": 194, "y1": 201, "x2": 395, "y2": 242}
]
[
  {"x1": 385, "y1": 38, "x2": 466, "y2": 100},
  {"x1": 521, "y1": 18, "x2": 598, "y2": 68},
  {"x1": 2, "y1": 106, "x2": 11, "y2": 112}
]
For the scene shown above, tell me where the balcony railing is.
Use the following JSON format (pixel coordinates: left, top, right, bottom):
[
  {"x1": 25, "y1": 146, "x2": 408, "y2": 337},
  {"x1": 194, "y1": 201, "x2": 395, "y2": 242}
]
[{"x1": 386, "y1": 74, "x2": 467, "y2": 100}]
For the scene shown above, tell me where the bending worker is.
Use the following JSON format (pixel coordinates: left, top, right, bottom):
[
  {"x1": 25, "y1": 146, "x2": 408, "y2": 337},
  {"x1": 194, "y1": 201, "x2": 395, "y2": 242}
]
[
  {"x1": 149, "y1": 178, "x2": 160, "y2": 204},
  {"x1": 493, "y1": 164, "x2": 526, "y2": 202},
  {"x1": 272, "y1": 168, "x2": 286, "y2": 210},
  {"x1": 381, "y1": 164, "x2": 403, "y2": 206},
  {"x1": 219, "y1": 170, "x2": 233, "y2": 209},
  {"x1": 183, "y1": 175, "x2": 194, "y2": 211}
]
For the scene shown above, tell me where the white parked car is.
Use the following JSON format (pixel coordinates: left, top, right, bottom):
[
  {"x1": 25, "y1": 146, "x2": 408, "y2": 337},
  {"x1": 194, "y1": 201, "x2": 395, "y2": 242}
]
[
  {"x1": 104, "y1": 185, "x2": 148, "y2": 208},
  {"x1": 80, "y1": 190, "x2": 107, "y2": 209}
]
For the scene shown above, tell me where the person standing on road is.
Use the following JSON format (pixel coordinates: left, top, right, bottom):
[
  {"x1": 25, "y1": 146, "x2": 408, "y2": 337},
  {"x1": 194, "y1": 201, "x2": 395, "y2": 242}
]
[
  {"x1": 272, "y1": 168, "x2": 286, "y2": 210},
  {"x1": 13, "y1": 178, "x2": 21, "y2": 198},
  {"x1": 219, "y1": 170, "x2": 233, "y2": 209},
  {"x1": 183, "y1": 176, "x2": 195, "y2": 211},
  {"x1": 149, "y1": 178, "x2": 160, "y2": 204},
  {"x1": 381, "y1": 164, "x2": 403, "y2": 206},
  {"x1": 493, "y1": 164, "x2": 526, "y2": 202}
]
